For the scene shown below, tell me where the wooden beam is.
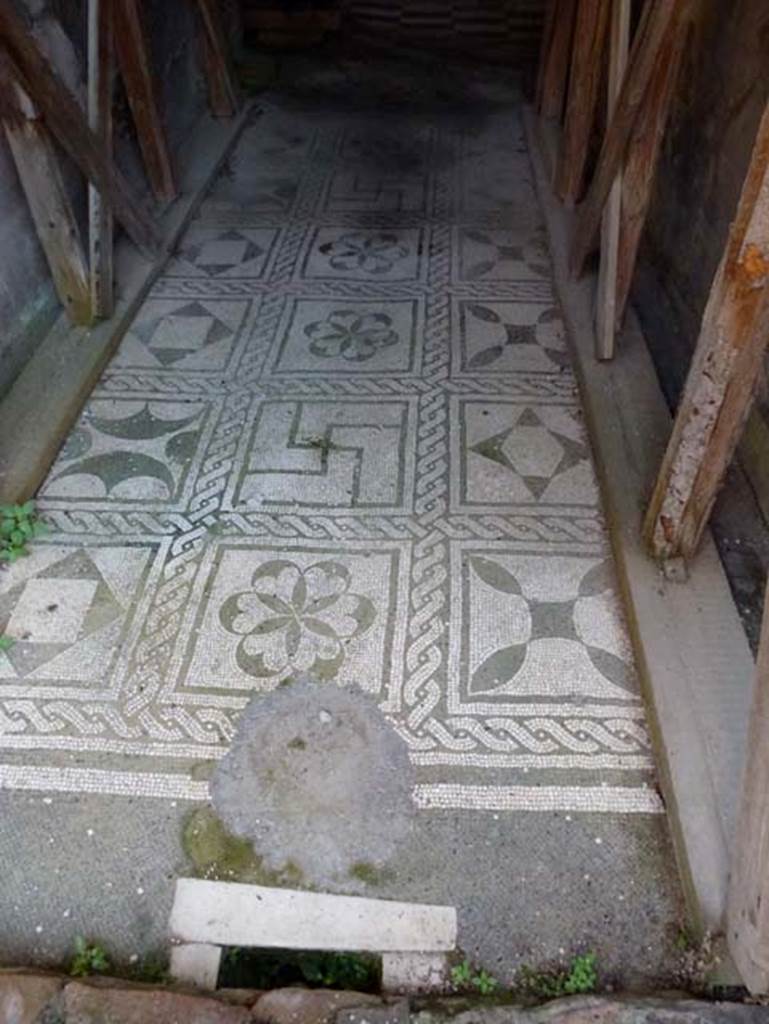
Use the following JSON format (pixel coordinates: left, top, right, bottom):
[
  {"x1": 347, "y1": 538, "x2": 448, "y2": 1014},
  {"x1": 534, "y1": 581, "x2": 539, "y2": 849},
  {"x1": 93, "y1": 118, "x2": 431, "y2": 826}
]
[
  {"x1": 537, "y1": 0, "x2": 578, "y2": 121},
  {"x1": 195, "y1": 0, "x2": 239, "y2": 118},
  {"x1": 114, "y1": 0, "x2": 177, "y2": 202},
  {"x1": 728, "y1": 579, "x2": 769, "y2": 994},
  {"x1": 614, "y1": 16, "x2": 687, "y2": 322},
  {"x1": 570, "y1": 0, "x2": 688, "y2": 277},
  {"x1": 0, "y1": 0, "x2": 159, "y2": 254},
  {"x1": 0, "y1": 51, "x2": 92, "y2": 326},
  {"x1": 643, "y1": 97, "x2": 769, "y2": 561},
  {"x1": 594, "y1": 0, "x2": 631, "y2": 359},
  {"x1": 555, "y1": 0, "x2": 611, "y2": 205},
  {"x1": 535, "y1": 0, "x2": 557, "y2": 112},
  {"x1": 88, "y1": 0, "x2": 114, "y2": 319}
]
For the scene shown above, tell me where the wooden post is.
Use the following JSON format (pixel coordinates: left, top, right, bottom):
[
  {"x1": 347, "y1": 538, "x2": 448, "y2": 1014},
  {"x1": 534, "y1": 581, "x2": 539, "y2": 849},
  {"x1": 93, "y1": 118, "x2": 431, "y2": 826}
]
[
  {"x1": 570, "y1": 0, "x2": 688, "y2": 277},
  {"x1": 536, "y1": 0, "x2": 578, "y2": 121},
  {"x1": 728, "y1": 579, "x2": 769, "y2": 994},
  {"x1": 644, "y1": 97, "x2": 769, "y2": 561},
  {"x1": 195, "y1": 0, "x2": 239, "y2": 118},
  {"x1": 114, "y1": 0, "x2": 177, "y2": 202},
  {"x1": 0, "y1": 51, "x2": 92, "y2": 326},
  {"x1": 614, "y1": 16, "x2": 687, "y2": 322},
  {"x1": 0, "y1": 1, "x2": 160, "y2": 254},
  {"x1": 88, "y1": 0, "x2": 114, "y2": 318},
  {"x1": 594, "y1": 0, "x2": 631, "y2": 359},
  {"x1": 555, "y1": 0, "x2": 611, "y2": 205}
]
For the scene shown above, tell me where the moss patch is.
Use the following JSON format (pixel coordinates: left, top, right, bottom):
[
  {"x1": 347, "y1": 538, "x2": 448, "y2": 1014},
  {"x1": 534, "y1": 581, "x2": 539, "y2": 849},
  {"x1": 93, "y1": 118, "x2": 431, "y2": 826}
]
[
  {"x1": 348, "y1": 861, "x2": 395, "y2": 887},
  {"x1": 182, "y1": 807, "x2": 305, "y2": 887}
]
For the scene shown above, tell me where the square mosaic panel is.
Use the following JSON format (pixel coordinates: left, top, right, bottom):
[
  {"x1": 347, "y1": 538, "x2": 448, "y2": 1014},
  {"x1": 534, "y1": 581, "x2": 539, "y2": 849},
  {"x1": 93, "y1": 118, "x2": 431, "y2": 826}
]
[
  {"x1": 0, "y1": 542, "x2": 158, "y2": 693},
  {"x1": 323, "y1": 169, "x2": 428, "y2": 213},
  {"x1": 451, "y1": 297, "x2": 569, "y2": 376},
  {"x1": 451, "y1": 397, "x2": 599, "y2": 511},
  {"x1": 39, "y1": 398, "x2": 216, "y2": 508},
  {"x1": 227, "y1": 397, "x2": 417, "y2": 513},
  {"x1": 169, "y1": 540, "x2": 410, "y2": 705},
  {"x1": 300, "y1": 227, "x2": 426, "y2": 282},
  {"x1": 164, "y1": 226, "x2": 281, "y2": 280},
  {"x1": 448, "y1": 547, "x2": 636, "y2": 714},
  {"x1": 454, "y1": 226, "x2": 551, "y2": 283},
  {"x1": 267, "y1": 297, "x2": 424, "y2": 376},
  {"x1": 112, "y1": 297, "x2": 250, "y2": 372}
]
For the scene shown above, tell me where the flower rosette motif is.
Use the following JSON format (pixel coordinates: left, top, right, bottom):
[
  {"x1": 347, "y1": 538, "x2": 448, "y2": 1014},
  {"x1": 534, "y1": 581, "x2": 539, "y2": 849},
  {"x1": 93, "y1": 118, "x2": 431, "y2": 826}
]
[
  {"x1": 219, "y1": 560, "x2": 376, "y2": 679},
  {"x1": 304, "y1": 310, "x2": 399, "y2": 362},
  {"x1": 319, "y1": 232, "x2": 408, "y2": 275}
]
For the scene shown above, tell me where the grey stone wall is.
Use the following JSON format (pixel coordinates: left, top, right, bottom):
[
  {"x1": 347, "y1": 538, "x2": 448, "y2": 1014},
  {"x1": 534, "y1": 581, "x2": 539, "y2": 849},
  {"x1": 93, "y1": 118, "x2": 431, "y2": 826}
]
[{"x1": 0, "y1": 1, "x2": 208, "y2": 399}]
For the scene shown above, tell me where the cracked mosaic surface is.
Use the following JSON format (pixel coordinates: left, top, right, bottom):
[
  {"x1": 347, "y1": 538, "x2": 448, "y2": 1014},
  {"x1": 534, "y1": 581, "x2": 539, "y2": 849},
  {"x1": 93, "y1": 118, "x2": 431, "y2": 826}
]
[{"x1": 0, "y1": 94, "x2": 662, "y2": 814}]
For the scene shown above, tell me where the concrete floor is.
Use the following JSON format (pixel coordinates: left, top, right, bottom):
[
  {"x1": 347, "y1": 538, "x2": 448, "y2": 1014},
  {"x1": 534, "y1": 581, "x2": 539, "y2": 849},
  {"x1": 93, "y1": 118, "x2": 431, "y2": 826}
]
[{"x1": 0, "y1": 56, "x2": 685, "y2": 986}]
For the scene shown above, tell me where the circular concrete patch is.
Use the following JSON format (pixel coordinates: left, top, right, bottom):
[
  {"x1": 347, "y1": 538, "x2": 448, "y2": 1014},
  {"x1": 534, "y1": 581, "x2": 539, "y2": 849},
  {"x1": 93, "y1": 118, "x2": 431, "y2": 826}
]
[{"x1": 211, "y1": 680, "x2": 415, "y2": 886}]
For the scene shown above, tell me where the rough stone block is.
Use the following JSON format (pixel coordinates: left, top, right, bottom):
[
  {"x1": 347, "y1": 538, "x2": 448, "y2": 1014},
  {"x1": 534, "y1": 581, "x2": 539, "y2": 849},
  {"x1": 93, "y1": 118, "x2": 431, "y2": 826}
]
[
  {"x1": 0, "y1": 971, "x2": 62, "y2": 1024},
  {"x1": 251, "y1": 987, "x2": 383, "y2": 1024},
  {"x1": 63, "y1": 980, "x2": 252, "y2": 1024}
]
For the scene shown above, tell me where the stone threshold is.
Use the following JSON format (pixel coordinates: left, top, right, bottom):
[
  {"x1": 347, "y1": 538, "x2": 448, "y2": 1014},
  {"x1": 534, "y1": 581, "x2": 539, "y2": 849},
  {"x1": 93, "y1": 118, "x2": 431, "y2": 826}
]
[{"x1": 1, "y1": 971, "x2": 766, "y2": 1024}]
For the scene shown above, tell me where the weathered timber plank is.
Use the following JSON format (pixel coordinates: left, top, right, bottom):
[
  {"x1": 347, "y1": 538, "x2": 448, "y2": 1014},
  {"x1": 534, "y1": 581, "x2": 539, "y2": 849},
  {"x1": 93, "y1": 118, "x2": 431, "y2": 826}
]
[
  {"x1": 570, "y1": 0, "x2": 688, "y2": 276},
  {"x1": 595, "y1": 0, "x2": 631, "y2": 359},
  {"x1": 643, "y1": 96, "x2": 769, "y2": 561},
  {"x1": 0, "y1": 0, "x2": 159, "y2": 254},
  {"x1": 114, "y1": 0, "x2": 177, "y2": 201},
  {"x1": 88, "y1": 0, "x2": 114, "y2": 318},
  {"x1": 555, "y1": 0, "x2": 611, "y2": 205},
  {"x1": 0, "y1": 50, "x2": 92, "y2": 326}
]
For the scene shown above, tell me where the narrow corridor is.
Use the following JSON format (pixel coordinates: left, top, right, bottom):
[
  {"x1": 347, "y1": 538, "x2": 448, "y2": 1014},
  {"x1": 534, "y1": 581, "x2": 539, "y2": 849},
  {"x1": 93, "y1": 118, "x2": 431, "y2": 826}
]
[{"x1": 0, "y1": 56, "x2": 683, "y2": 981}]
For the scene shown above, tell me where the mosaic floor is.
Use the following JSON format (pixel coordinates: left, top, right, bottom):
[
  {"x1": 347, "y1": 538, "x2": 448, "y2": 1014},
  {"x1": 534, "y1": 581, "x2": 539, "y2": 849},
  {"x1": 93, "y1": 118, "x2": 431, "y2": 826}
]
[{"x1": 0, "y1": 70, "x2": 662, "y2": 816}]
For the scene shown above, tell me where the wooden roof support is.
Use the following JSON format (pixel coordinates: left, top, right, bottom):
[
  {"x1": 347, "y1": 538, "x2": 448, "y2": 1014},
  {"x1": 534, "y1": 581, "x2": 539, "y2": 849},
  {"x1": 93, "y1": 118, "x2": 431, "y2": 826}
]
[
  {"x1": 555, "y1": 0, "x2": 611, "y2": 205},
  {"x1": 569, "y1": 0, "x2": 688, "y2": 277},
  {"x1": 195, "y1": 0, "x2": 239, "y2": 118},
  {"x1": 594, "y1": 0, "x2": 630, "y2": 359},
  {"x1": 729, "y1": 578, "x2": 769, "y2": 994},
  {"x1": 0, "y1": 0, "x2": 160, "y2": 255},
  {"x1": 0, "y1": 51, "x2": 92, "y2": 326},
  {"x1": 615, "y1": 13, "x2": 687, "y2": 323},
  {"x1": 88, "y1": 0, "x2": 114, "y2": 319},
  {"x1": 536, "y1": 0, "x2": 578, "y2": 121},
  {"x1": 114, "y1": 0, "x2": 177, "y2": 202},
  {"x1": 643, "y1": 97, "x2": 769, "y2": 562}
]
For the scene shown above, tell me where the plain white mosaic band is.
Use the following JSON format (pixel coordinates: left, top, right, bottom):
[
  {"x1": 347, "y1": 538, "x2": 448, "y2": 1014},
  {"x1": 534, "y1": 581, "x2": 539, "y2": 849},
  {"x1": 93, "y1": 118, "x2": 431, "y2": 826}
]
[
  {"x1": 413, "y1": 784, "x2": 665, "y2": 813},
  {"x1": 170, "y1": 879, "x2": 458, "y2": 952},
  {"x1": 0, "y1": 765, "x2": 209, "y2": 800}
]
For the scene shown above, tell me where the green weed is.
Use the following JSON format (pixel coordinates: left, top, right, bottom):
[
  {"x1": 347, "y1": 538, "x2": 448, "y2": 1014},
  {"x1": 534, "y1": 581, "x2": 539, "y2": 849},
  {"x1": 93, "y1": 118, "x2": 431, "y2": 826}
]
[
  {"x1": 70, "y1": 937, "x2": 110, "y2": 977},
  {"x1": 0, "y1": 501, "x2": 45, "y2": 564},
  {"x1": 451, "y1": 959, "x2": 498, "y2": 995},
  {"x1": 517, "y1": 952, "x2": 598, "y2": 1000},
  {"x1": 0, "y1": 635, "x2": 14, "y2": 652}
]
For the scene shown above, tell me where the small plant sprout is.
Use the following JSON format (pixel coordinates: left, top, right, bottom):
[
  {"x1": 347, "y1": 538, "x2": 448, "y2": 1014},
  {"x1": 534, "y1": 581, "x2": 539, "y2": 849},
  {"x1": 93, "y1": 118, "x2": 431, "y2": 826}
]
[
  {"x1": 562, "y1": 952, "x2": 597, "y2": 994},
  {"x1": 517, "y1": 951, "x2": 599, "y2": 1001},
  {"x1": 0, "y1": 501, "x2": 46, "y2": 564},
  {"x1": 472, "y1": 969, "x2": 499, "y2": 995},
  {"x1": 451, "y1": 958, "x2": 498, "y2": 995},
  {"x1": 70, "y1": 937, "x2": 110, "y2": 977},
  {"x1": 0, "y1": 635, "x2": 15, "y2": 652},
  {"x1": 450, "y1": 959, "x2": 473, "y2": 988}
]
